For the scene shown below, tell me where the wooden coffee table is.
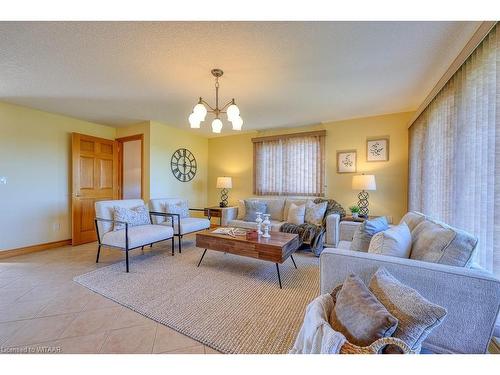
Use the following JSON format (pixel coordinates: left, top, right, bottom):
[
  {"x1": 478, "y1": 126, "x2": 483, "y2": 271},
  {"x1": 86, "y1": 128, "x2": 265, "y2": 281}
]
[{"x1": 195, "y1": 229, "x2": 300, "y2": 289}]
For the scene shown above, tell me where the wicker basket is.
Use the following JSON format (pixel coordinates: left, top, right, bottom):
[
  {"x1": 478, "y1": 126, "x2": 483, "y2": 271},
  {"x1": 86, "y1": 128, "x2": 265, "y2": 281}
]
[{"x1": 340, "y1": 337, "x2": 415, "y2": 354}]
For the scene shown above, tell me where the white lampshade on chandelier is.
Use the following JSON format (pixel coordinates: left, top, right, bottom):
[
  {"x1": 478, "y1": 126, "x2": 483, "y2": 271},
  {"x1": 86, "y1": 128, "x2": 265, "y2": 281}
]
[{"x1": 188, "y1": 68, "x2": 243, "y2": 133}]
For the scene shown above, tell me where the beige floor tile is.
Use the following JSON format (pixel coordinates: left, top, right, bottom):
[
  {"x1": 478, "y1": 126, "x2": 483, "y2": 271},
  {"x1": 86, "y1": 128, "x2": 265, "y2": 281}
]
[
  {"x1": 44, "y1": 332, "x2": 109, "y2": 354},
  {"x1": 0, "y1": 285, "x2": 34, "y2": 305},
  {"x1": 82, "y1": 292, "x2": 121, "y2": 311},
  {"x1": 59, "y1": 306, "x2": 122, "y2": 339},
  {"x1": 0, "y1": 320, "x2": 28, "y2": 345},
  {"x1": 0, "y1": 298, "x2": 50, "y2": 323},
  {"x1": 109, "y1": 306, "x2": 157, "y2": 330},
  {"x1": 99, "y1": 324, "x2": 156, "y2": 353},
  {"x1": 2, "y1": 313, "x2": 77, "y2": 347},
  {"x1": 37, "y1": 292, "x2": 93, "y2": 317},
  {"x1": 152, "y1": 324, "x2": 202, "y2": 354}
]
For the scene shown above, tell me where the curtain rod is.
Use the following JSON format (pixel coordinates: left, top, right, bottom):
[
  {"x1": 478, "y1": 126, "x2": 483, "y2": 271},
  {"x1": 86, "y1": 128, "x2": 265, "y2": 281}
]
[{"x1": 251, "y1": 130, "x2": 326, "y2": 143}]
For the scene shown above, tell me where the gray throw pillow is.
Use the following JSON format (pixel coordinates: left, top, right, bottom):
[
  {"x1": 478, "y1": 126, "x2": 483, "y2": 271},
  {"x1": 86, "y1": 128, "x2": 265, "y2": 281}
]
[
  {"x1": 369, "y1": 268, "x2": 447, "y2": 353},
  {"x1": 350, "y1": 216, "x2": 389, "y2": 252},
  {"x1": 244, "y1": 200, "x2": 267, "y2": 222},
  {"x1": 329, "y1": 274, "x2": 398, "y2": 347},
  {"x1": 113, "y1": 205, "x2": 150, "y2": 231}
]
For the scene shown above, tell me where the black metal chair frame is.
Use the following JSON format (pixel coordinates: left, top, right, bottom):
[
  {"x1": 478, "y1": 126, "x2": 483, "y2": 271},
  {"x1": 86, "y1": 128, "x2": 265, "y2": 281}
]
[
  {"x1": 150, "y1": 208, "x2": 211, "y2": 254},
  {"x1": 94, "y1": 211, "x2": 177, "y2": 273}
]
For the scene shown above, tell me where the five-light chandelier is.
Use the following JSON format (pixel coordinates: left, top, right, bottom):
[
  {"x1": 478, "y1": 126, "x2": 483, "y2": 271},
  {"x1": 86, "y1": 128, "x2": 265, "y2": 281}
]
[{"x1": 188, "y1": 68, "x2": 243, "y2": 133}]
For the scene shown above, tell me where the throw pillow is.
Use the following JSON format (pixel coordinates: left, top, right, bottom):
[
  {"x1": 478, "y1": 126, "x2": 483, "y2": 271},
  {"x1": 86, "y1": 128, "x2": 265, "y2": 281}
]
[
  {"x1": 244, "y1": 200, "x2": 267, "y2": 222},
  {"x1": 163, "y1": 200, "x2": 189, "y2": 218},
  {"x1": 113, "y1": 205, "x2": 150, "y2": 231},
  {"x1": 237, "y1": 199, "x2": 246, "y2": 220},
  {"x1": 329, "y1": 274, "x2": 399, "y2": 347},
  {"x1": 287, "y1": 203, "x2": 306, "y2": 225},
  {"x1": 368, "y1": 222, "x2": 412, "y2": 258},
  {"x1": 349, "y1": 216, "x2": 389, "y2": 252},
  {"x1": 369, "y1": 268, "x2": 447, "y2": 353},
  {"x1": 305, "y1": 201, "x2": 328, "y2": 225}
]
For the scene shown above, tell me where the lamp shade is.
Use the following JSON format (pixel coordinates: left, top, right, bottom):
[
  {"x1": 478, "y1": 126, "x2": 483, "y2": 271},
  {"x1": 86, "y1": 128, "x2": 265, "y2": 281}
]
[
  {"x1": 352, "y1": 174, "x2": 376, "y2": 191},
  {"x1": 216, "y1": 176, "x2": 232, "y2": 189}
]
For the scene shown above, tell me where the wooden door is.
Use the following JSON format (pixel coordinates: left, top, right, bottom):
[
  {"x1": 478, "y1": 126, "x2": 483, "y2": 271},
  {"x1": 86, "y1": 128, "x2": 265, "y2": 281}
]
[{"x1": 72, "y1": 133, "x2": 119, "y2": 245}]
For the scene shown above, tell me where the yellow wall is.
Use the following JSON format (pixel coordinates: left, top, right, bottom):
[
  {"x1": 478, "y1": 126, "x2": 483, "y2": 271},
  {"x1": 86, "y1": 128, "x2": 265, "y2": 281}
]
[
  {"x1": 208, "y1": 112, "x2": 413, "y2": 222},
  {"x1": 149, "y1": 121, "x2": 208, "y2": 209},
  {"x1": 0, "y1": 102, "x2": 116, "y2": 250}
]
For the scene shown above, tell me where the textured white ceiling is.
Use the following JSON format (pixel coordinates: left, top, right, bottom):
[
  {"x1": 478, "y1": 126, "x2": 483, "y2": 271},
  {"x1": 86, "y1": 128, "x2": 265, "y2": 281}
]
[{"x1": 0, "y1": 21, "x2": 480, "y2": 136}]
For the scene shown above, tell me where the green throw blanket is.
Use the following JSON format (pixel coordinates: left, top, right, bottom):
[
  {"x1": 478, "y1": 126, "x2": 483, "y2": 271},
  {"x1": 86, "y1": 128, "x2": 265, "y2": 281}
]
[{"x1": 280, "y1": 198, "x2": 345, "y2": 256}]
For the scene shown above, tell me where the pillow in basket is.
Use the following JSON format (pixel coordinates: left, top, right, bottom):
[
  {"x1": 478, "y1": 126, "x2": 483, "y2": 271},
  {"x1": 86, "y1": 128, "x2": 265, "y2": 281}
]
[
  {"x1": 113, "y1": 205, "x2": 150, "y2": 231},
  {"x1": 369, "y1": 267, "x2": 447, "y2": 353},
  {"x1": 329, "y1": 274, "x2": 398, "y2": 347}
]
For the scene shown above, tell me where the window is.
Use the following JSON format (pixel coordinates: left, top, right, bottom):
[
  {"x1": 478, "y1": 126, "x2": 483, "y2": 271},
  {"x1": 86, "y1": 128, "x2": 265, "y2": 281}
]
[
  {"x1": 408, "y1": 25, "x2": 500, "y2": 276},
  {"x1": 253, "y1": 130, "x2": 326, "y2": 196}
]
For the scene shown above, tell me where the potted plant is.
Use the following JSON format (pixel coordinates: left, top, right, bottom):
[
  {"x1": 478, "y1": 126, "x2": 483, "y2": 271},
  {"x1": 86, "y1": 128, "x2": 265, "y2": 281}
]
[{"x1": 349, "y1": 205, "x2": 360, "y2": 219}]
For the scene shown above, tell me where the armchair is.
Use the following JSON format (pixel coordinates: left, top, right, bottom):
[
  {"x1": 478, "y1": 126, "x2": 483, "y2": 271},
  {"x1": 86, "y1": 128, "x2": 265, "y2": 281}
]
[
  {"x1": 94, "y1": 199, "x2": 175, "y2": 272},
  {"x1": 149, "y1": 198, "x2": 211, "y2": 253}
]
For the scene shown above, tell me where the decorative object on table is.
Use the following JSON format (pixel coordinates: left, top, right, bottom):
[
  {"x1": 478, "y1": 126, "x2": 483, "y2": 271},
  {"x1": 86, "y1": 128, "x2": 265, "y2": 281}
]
[
  {"x1": 255, "y1": 212, "x2": 263, "y2": 235},
  {"x1": 280, "y1": 198, "x2": 345, "y2": 256},
  {"x1": 188, "y1": 68, "x2": 243, "y2": 133},
  {"x1": 216, "y1": 176, "x2": 232, "y2": 207},
  {"x1": 246, "y1": 230, "x2": 259, "y2": 240},
  {"x1": 349, "y1": 205, "x2": 360, "y2": 219},
  {"x1": 262, "y1": 214, "x2": 271, "y2": 238},
  {"x1": 171, "y1": 148, "x2": 197, "y2": 182},
  {"x1": 366, "y1": 137, "x2": 389, "y2": 162},
  {"x1": 337, "y1": 150, "x2": 357, "y2": 173},
  {"x1": 352, "y1": 174, "x2": 376, "y2": 217},
  {"x1": 211, "y1": 227, "x2": 247, "y2": 237}
]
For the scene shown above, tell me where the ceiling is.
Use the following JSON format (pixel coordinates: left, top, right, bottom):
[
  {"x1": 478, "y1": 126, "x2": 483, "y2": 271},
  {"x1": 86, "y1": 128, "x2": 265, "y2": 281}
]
[{"x1": 0, "y1": 21, "x2": 481, "y2": 136}]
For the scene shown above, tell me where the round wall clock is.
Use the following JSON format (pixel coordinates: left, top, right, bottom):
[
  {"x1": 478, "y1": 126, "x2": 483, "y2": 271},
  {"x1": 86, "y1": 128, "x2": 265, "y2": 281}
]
[{"x1": 171, "y1": 148, "x2": 197, "y2": 182}]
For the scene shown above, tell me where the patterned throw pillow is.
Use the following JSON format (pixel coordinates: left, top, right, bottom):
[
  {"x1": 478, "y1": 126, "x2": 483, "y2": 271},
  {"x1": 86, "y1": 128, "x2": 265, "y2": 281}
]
[
  {"x1": 350, "y1": 216, "x2": 389, "y2": 252},
  {"x1": 113, "y1": 205, "x2": 150, "y2": 231},
  {"x1": 244, "y1": 200, "x2": 267, "y2": 222},
  {"x1": 163, "y1": 200, "x2": 189, "y2": 224},
  {"x1": 304, "y1": 201, "x2": 328, "y2": 225}
]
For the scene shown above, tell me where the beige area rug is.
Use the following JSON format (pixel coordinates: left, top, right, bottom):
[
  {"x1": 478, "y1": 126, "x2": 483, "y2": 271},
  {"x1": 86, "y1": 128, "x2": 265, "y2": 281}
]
[{"x1": 74, "y1": 237, "x2": 320, "y2": 354}]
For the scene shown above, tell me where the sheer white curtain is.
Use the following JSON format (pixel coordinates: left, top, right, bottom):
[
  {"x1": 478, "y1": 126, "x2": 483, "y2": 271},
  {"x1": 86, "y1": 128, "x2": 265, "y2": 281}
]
[
  {"x1": 254, "y1": 132, "x2": 325, "y2": 196},
  {"x1": 409, "y1": 24, "x2": 500, "y2": 276}
]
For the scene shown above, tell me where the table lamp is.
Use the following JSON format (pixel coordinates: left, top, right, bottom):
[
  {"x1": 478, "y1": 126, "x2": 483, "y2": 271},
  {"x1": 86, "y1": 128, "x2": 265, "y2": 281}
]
[
  {"x1": 216, "y1": 176, "x2": 232, "y2": 207},
  {"x1": 352, "y1": 174, "x2": 376, "y2": 217}
]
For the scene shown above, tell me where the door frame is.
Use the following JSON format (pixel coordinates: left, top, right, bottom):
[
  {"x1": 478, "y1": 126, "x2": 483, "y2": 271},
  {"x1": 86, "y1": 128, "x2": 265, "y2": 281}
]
[{"x1": 116, "y1": 134, "x2": 144, "y2": 200}]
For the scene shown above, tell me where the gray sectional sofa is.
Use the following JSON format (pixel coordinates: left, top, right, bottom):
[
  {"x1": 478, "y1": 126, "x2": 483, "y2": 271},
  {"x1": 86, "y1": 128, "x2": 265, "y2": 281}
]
[{"x1": 320, "y1": 211, "x2": 500, "y2": 353}]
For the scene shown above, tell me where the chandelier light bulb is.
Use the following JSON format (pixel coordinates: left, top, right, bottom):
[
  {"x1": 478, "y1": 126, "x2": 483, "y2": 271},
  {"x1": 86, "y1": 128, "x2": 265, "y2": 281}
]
[
  {"x1": 226, "y1": 104, "x2": 240, "y2": 121},
  {"x1": 193, "y1": 103, "x2": 207, "y2": 121},
  {"x1": 232, "y1": 116, "x2": 243, "y2": 131},
  {"x1": 211, "y1": 118, "x2": 223, "y2": 133},
  {"x1": 189, "y1": 112, "x2": 201, "y2": 128}
]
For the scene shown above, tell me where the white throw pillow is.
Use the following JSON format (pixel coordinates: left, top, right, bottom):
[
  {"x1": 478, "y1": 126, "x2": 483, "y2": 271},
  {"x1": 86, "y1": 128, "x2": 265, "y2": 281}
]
[
  {"x1": 368, "y1": 222, "x2": 412, "y2": 258},
  {"x1": 287, "y1": 203, "x2": 306, "y2": 225},
  {"x1": 237, "y1": 199, "x2": 246, "y2": 220},
  {"x1": 305, "y1": 201, "x2": 328, "y2": 225},
  {"x1": 163, "y1": 201, "x2": 189, "y2": 219}
]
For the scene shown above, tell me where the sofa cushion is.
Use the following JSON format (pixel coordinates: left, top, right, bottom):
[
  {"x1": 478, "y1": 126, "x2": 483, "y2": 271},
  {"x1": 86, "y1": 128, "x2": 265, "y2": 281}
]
[
  {"x1": 368, "y1": 222, "x2": 412, "y2": 259},
  {"x1": 244, "y1": 200, "x2": 267, "y2": 222},
  {"x1": 161, "y1": 217, "x2": 210, "y2": 235},
  {"x1": 237, "y1": 199, "x2": 246, "y2": 220},
  {"x1": 349, "y1": 217, "x2": 389, "y2": 252},
  {"x1": 369, "y1": 268, "x2": 447, "y2": 353},
  {"x1": 228, "y1": 219, "x2": 284, "y2": 232},
  {"x1": 330, "y1": 274, "x2": 398, "y2": 347},
  {"x1": 287, "y1": 203, "x2": 306, "y2": 225},
  {"x1": 284, "y1": 199, "x2": 309, "y2": 221},
  {"x1": 113, "y1": 205, "x2": 150, "y2": 231},
  {"x1": 400, "y1": 211, "x2": 426, "y2": 232},
  {"x1": 305, "y1": 201, "x2": 328, "y2": 225},
  {"x1": 263, "y1": 199, "x2": 286, "y2": 221},
  {"x1": 337, "y1": 240, "x2": 352, "y2": 249},
  {"x1": 102, "y1": 224, "x2": 174, "y2": 249},
  {"x1": 410, "y1": 218, "x2": 478, "y2": 267}
]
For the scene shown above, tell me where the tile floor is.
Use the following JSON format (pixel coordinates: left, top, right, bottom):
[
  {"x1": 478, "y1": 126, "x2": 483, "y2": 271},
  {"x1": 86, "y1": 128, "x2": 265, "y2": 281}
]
[{"x1": 0, "y1": 236, "x2": 220, "y2": 354}]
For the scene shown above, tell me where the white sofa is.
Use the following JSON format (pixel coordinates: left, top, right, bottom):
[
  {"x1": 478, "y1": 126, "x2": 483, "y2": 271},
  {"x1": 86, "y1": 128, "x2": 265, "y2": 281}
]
[
  {"x1": 320, "y1": 211, "x2": 500, "y2": 353},
  {"x1": 226, "y1": 197, "x2": 342, "y2": 247},
  {"x1": 149, "y1": 198, "x2": 211, "y2": 253},
  {"x1": 95, "y1": 199, "x2": 175, "y2": 272}
]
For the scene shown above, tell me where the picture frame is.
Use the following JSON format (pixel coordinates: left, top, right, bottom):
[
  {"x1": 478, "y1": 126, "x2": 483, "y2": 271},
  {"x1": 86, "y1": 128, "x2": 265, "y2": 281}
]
[
  {"x1": 337, "y1": 150, "x2": 357, "y2": 173},
  {"x1": 366, "y1": 137, "x2": 389, "y2": 162}
]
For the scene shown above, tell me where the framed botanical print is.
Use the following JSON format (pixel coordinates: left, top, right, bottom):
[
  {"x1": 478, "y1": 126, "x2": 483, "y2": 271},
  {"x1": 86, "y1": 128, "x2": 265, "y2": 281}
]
[
  {"x1": 337, "y1": 150, "x2": 357, "y2": 173},
  {"x1": 366, "y1": 137, "x2": 389, "y2": 162}
]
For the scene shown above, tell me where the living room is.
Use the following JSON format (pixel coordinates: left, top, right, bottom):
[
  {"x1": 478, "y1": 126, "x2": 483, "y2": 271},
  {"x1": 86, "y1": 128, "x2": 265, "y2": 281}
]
[{"x1": 1, "y1": 1, "x2": 500, "y2": 373}]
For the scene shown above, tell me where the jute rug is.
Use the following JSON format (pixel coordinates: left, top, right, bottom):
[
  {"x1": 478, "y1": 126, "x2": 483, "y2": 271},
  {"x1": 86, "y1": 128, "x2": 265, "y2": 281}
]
[{"x1": 74, "y1": 237, "x2": 320, "y2": 354}]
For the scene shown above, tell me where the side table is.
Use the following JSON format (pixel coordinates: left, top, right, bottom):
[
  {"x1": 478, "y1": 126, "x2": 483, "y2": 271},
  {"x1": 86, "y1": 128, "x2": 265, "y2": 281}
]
[{"x1": 203, "y1": 206, "x2": 237, "y2": 226}]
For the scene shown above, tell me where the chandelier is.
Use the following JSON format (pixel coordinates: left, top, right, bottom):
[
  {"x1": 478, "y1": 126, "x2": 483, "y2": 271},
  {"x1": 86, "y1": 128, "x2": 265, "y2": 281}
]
[{"x1": 188, "y1": 68, "x2": 243, "y2": 133}]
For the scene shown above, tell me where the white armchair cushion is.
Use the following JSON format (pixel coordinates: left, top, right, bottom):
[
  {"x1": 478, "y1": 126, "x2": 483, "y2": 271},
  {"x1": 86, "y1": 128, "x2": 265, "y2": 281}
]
[
  {"x1": 102, "y1": 224, "x2": 174, "y2": 249},
  {"x1": 161, "y1": 217, "x2": 210, "y2": 235}
]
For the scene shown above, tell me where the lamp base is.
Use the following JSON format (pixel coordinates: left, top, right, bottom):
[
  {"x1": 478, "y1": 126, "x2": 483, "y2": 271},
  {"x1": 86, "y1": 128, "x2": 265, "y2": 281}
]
[
  {"x1": 219, "y1": 188, "x2": 229, "y2": 208},
  {"x1": 357, "y1": 190, "x2": 370, "y2": 217}
]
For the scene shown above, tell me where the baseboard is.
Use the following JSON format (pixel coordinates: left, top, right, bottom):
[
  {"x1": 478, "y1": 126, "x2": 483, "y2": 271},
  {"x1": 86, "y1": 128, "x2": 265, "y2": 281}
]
[{"x1": 0, "y1": 239, "x2": 72, "y2": 259}]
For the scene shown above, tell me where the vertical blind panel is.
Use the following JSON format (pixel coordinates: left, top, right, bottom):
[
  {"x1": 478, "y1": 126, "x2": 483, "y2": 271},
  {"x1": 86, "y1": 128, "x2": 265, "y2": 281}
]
[
  {"x1": 254, "y1": 134, "x2": 325, "y2": 196},
  {"x1": 409, "y1": 24, "x2": 500, "y2": 276}
]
